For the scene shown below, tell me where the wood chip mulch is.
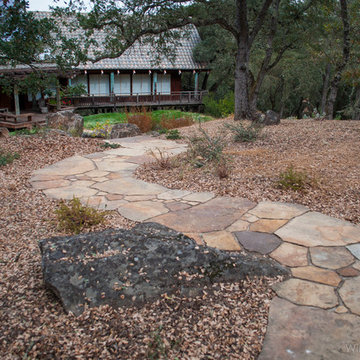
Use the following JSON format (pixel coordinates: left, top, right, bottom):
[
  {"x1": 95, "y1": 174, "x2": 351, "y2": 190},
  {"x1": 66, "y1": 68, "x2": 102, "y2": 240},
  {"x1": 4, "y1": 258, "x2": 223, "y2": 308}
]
[
  {"x1": 0, "y1": 131, "x2": 280, "y2": 359},
  {"x1": 137, "y1": 118, "x2": 360, "y2": 225}
]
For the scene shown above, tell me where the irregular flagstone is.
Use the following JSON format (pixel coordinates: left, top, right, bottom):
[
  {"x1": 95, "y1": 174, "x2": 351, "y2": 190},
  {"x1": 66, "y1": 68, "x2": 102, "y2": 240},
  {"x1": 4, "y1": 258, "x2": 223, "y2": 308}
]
[
  {"x1": 233, "y1": 231, "x2": 281, "y2": 255},
  {"x1": 101, "y1": 199, "x2": 128, "y2": 211},
  {"x1": 125, "y1": 154, "x2": 154, "y2": 165},
  {"x1": 39, "y1": 222, "x2": 288, "y2": 315},
  {"x1": 184, "y1": 233, "x2": 204, "y2": 245},
  {"x1": 182, "y1": 192, "x2": 215, "y2": 203},
  {"x1": 241, "y1": 213, "x2": 259, "y2": 223},
  {"x1": 106, "y1": 194, "x2": 124, "y2": 201},
  {"x1": 83, "y1": 152, "x2": 108, "y2": 159},
  {"x1": 92, "y1": 178, "x2": 167, "y2": 196},
  {"x1": 103, "y1": 147, "x2": 146, "y2": 156},
  {"x1": 249, "y1": 219, "x2": 287, "y2": 233},
  {"x1": 43, "y1": 181, "x2": 97, "y2": 200},
  {"x1": 291, "y1": 266, "x2": 341, "y2": 287},
  {"x1": 94, "y1": 158, "x2": 139, "y2": 173},
  {"x1": 270, "y1": 242, "x2": 308, "y2": 267},
  {"x1": 124, "y1": 195, "x2": 156, "y2": 201},
  {"x1": 202, "y1": 231, "x2": 241, "y2": 251},
  {"x1": 151, "y1": 197, "x2": 255, "y2": 233},
  {"x1": 157, "y1": 189, "x2": 192, "y2": 200},
  {"x1": 30, "y1": 174, "x2": 64, "y2": 182},
  {"x1": 276, "y1": 211, "x2": 360, "y2": 247},
  {"x1": 85, "y1": 170, "x2": 110, "y2": 178},
  {"x1": 164, "y1": 201, "x2": 191, "y2": 212},
  {"x1": 273, "y1": 278, "x2": 338, "y2": 309},
  {"x1": 335, "y1": 306, "x2": 348, "y2": 314},
  {"x1": 339, "y1": 277, "x2": 360, "y2": 315},
  {"x1": 226, "y1": 219, "x2": 249, "y2": 232},
  {"x1": 31, "y1": 179, "x2": 71, "y2": 190},
  {"x1": 346, "y1": 244, "x2": 360, "y2": 260},
  {"x1": 337, "y1": 267, "x2": 360, "y2": 277},
  {"x1": 249, "y1": 201, "x2": 308, "y2": 220},
  {"x1": 117, "y1": 201, "x2": 169, "y2": 221},
  {"x1": 32, "y1": 155, "x2": 95, "y2": 177},
  {"x1": 259, "y1": 297, "x2": 360, "y2": 360},
  {"x1": 310, "y1": 246, "x2": 355, "y2": 270}
]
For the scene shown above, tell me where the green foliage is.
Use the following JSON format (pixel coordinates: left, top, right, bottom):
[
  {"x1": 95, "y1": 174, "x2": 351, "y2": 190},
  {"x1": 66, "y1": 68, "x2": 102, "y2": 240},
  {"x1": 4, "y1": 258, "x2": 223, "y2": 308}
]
[
  {"x1": 10, "y1": 127, "x2": 42, "y2": 136},
  {"x1": 277, "y1": 166, "x2": 312, "y2": 191},
  {"x1": 55, "y1": 197, "x2": 106, "y2": 234},
  {"x1": 63, "y1": 84, "x2": 88, "y2": 97},
  {"x1": 225, "y1": 122, "x2": 262, "y2": 142},
  {"x1": 203, "y1": 93, "x2": 234, "y2": 118},
  {"x1": 0, "y1": 150, "x2": 20, "y2": 167},
  {"x1": 188, "y1": 127, "x2": 225, "y2": 163},
  {"x1": 100, "y1": 142, "x2": 121, "y2": 149},
  {"x1": 166, "y1": 129, "x2": 181, "y2": 139}
]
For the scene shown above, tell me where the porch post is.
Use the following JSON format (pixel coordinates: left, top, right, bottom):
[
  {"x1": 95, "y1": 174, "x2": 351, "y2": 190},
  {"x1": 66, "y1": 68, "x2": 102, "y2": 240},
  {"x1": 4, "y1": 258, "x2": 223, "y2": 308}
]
[
  {"x1": 110, "y1": 72, "x2": 114, "y2": 94},
  {"x1": 194, "y1": 72, "x2": 199, "y2": 95},
  {"x1": 68, "y1": 78, "x2": 72, "y2": 86},
  {"x1": 153, "y1": 72, "x2": 158, "y2": 94},
  {"x1": 14, "y1": 84, "x2": 20, "y2": 115},
  {"x1": 56, "y1": 81, "x2": 61, "y2": 110}
]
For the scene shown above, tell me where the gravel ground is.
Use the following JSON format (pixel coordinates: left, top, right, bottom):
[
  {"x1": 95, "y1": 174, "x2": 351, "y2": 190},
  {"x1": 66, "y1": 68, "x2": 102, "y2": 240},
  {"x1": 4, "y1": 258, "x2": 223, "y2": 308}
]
[
  {"x1": 137, "y1": 118, "x2": 360, "y2": 224},
  {"x1": 0, "y1": 131, "x2": 280, "y2": 359}
]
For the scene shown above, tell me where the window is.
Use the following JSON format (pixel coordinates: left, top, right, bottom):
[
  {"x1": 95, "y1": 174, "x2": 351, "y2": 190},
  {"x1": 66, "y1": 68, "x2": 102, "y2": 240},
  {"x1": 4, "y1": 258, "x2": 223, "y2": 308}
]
[
  {"x1": 132, "y1": 74, "x2": 151, "y2": 95},
  {"x1": 89, "y1": 74, "x2": 109, "y2": 95},
  {"x1": 72, "y1": 75, "x2": 88, "y2": 93},
  {"x1": 114, "y1": 74, "x2": 131, "y2": 95},
  {"x1": 157, "y1": 74, "x2": 171, "y2": 95}
]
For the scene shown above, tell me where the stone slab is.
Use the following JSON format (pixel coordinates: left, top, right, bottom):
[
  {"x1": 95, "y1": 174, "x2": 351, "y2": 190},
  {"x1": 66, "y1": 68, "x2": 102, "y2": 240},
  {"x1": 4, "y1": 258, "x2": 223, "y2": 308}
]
[
  {"x1": 85, "y1": 170, "x2": 110, "y2": 178},
  {"x1": 202, "y1": 231, "x2": 241, "y2": 251},
  {"x1": 249, "y1": 219, "x2": 288, "y2": 233},
  {"x1": 94, "y1": 158, "x2": 139, "y2": 173},
  {"x1": 339, "y1": 277, "x2": 360, "y2": 315},
  {"x1": 43, "y1": 181, "x2": 97, "y2": 200},
  {"x1": 273, "y1": 278, "x2": 338, "y2": 309},
  {"x1": 151, "y1": 197, "x2": 255, "y2": 233},
  {"x1": 233, "y1": 231, "x2": 281, "y2": 255},
  {"x1": 249, "y1": 201, "x2": 308, "y2": 220},
  {"x1": 276, "y1": 212, "x2": 360, "y2": 247},
  {"x1": 346, "y1": 244, "x2": 360, "y2": 260},
  {"x1": 270, "y1": 242, "x2": 308, "y2": 267},
  {"x1": 337, "y1": 267, "x2": 360, "y2": 277},
  {"x1": 32, "y1": 179, "x2": 71, "y2": 190},
  {"x1": 259, "y1": 297, "x2": 360, "y2": 360},
  {"x1": 291, "y1": 266, "x2": 341, "y2": 287},
  {"x1": 182, "y1": 192, "x2": 215, "y2": 203},
  {"x1": 310, "y1": 246, "x2": 355, "y2": 270},
  {"x1": 164, "y1": 201, "x2": 191, "y2": 212},
  {"x1": 226, "y1": 219, "x2": 249, "y2": 232},
  {"x1": 158, "y1": 189, "x2": 191, "y2": 200},
  {"x1": 117, "y1": 201, "x2": 169, "y2": 221}
]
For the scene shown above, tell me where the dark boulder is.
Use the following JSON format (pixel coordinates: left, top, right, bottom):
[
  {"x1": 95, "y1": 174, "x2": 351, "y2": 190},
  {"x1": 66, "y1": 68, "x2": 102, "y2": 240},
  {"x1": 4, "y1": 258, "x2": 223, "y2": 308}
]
[
  {"x1": 263, "y1": 110, "x2": 280, "y2": 125},
  {"x1": 110, "y1": 123, "x2": 141, "y2": 139},
  {"x1": 39, "y1": 222, "x2": 289, "y2": 315}
]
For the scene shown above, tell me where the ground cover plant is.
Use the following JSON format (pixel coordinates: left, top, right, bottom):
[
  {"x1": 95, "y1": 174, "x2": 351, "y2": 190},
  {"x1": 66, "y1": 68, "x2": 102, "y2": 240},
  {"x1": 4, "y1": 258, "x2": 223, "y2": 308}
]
[
  {"x1": 137, "y1": 118, "x2": 360, "y2": 224},
  {"x1": 0, "y1": 130, "x2": 280, "y2": 359}
]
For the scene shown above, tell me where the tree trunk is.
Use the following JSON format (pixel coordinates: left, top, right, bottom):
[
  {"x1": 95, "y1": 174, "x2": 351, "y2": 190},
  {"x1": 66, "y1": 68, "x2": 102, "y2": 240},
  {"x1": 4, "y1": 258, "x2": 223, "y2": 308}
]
[
  {"x1": 234, "y1": 0, "x2": 252, "y2": 120},
  {"x1": 320, "y1": 63, "x2": 331, "y2": 115},
  {"x1": 353, "y1": 86, "x2": 360, "y2": 120},
  {"x1": 325, "y1": 0, "x2": 350, "y2": 120}
]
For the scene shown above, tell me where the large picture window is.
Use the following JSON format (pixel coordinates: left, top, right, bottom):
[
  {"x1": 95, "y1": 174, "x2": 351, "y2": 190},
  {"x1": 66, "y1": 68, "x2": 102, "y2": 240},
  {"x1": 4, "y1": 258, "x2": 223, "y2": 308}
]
[
  {"x1": 114, "y1": 74, "x2": 131, "y2": 95},
  {"x1": 157, "y1": 74, "x2": 171, "y2": 95},
  {"x1": 89, "y1": 74, "x2": 109, "y2": 95},
  {"x1": 72, "y1": 75, "x2": 88, "y2": 93},
  {"x1": 132, "y1": 74, "x2": 151, "y2": 95}
]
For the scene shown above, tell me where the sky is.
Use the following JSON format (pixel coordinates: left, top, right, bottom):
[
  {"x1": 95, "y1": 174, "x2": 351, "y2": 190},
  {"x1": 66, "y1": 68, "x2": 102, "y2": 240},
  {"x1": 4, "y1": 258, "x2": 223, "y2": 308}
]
[{"x1": 28, "y1": 0, "x2": 91, "y2": 11}]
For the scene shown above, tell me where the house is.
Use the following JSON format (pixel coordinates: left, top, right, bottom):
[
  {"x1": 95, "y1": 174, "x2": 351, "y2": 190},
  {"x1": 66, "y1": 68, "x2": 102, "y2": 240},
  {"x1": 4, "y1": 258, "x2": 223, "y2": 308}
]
[{"x1": 0, "y1": 11, "x2": 209, "y2": 115}]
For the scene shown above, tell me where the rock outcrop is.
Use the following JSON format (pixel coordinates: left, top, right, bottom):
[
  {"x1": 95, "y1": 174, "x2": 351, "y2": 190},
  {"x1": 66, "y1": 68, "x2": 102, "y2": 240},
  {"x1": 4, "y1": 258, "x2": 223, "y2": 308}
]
[
  {"x1": 110, "y1": 123, "x2": 141, "y2": 139},
  {"x1": 39, "y1": 222, "x2": 289, "y2": 315},
  {"x1": 46, "y1": 110, "x2": 84, "y2": 137}
]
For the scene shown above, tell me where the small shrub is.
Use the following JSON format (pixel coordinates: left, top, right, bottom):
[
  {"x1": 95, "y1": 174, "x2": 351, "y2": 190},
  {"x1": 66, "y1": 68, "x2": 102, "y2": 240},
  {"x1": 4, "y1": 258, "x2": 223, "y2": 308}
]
[
  {"x1": 0, "y1": 150, "x2": 20, "y2": 167},
  {"x1": 148, "y1": 148, "x2": 174, "y2": 169},
  {"x1": 188, "y1": 127, "x2": 225, "y2": 162},
  {"x1": 55, "y1": 197, "x2": 106, "y2": 234},
  {"x1": 91, "y1": 120, "x2": 112, "y2": 138},
  {"x1": 203, "y1": 92, "x2": 234, "y2": 118},
  {"x1": 277, "y1": 166, "x2": 312, "y2": 191},
  {"x1": 215, "y1": 157, "x2": 231, "y2": 179},
  {"x1": 166, "y1": 129, "x2": 181, "y2": 140},
  {"x1": 100, "y1": 142, "x2": 121, "y2": 149},
  {"x1": 225, "y1": 122, "x2": 262, "y2": 142},
  {"x1": 126, "y1": 107, "x2": 153, "y2": 132},
  {"x1": 160, "y1": 115, "x2": 194, "y2": 130}
]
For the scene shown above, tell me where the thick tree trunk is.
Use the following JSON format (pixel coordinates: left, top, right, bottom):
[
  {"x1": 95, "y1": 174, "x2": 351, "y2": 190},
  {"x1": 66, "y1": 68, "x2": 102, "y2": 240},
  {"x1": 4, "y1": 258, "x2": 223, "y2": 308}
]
[
  {"x1": 353, "y1": 87, "x2": 360, "y2": 120},
  {"x1": 325, "y1": 0, "x2": 350, "y2": 120},
  {"x1": 234, "y1": 0, "x2": 252, "y2": 120},
  {"x1": 320, "y1": 64, "x2": 331, "y2": 115}
]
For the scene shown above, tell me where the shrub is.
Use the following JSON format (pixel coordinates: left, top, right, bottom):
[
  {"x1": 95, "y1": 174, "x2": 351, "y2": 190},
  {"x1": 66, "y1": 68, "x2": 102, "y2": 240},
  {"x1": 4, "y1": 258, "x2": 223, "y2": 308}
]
[
  {"x1": 126, "y1": 107, "x2": 153, "y2": 132},
  {"x1": 203, "y1": 94, "x2": 222, "y2": 118},
  {"x1": 188, "y1": 127, "x2": 225, "y2": 162},
  {"x1": 55, "y1": 197, "x2": 106, "y2": 234},
  {"x1": 91, "y1": 120, "x2": 112, "y2": 138},
  {"x1": 225, "y1": 122, "x2": 262, "y2": 142},
  {"x1": 0, "y1": 150, "x2": 20, "y2": 167},
  {"x1": 159, "y1": 114, "x2": 194, "y2": 130},
  {"x1": 203, "y1": 92, "x2": 234, "y2": 118},
  {"x1": 148, "y1": 148, "x2": 174, "y2": 169},
  {"x1": 166, "y1": 129, "x2": 181, "y2": 140},
  {"x1": 276, "y1": 166, "x2": 313, "y2": 191},
  {"x1": 100, "y1": 142, "x2": 121, "y2": 149}
]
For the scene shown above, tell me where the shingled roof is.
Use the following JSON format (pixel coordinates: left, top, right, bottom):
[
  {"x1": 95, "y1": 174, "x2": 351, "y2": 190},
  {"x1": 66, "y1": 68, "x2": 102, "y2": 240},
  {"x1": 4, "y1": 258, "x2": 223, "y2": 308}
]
[{"x1": 9, "y1": 11, "x2": 206, "y2": 72}]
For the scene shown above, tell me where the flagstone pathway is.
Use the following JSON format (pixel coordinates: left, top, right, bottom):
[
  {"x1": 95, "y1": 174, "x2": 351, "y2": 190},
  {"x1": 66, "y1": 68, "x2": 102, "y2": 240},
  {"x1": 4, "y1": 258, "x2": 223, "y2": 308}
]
[{"x1": 30, "y1": 135, "x2": 360, "y2": 359}]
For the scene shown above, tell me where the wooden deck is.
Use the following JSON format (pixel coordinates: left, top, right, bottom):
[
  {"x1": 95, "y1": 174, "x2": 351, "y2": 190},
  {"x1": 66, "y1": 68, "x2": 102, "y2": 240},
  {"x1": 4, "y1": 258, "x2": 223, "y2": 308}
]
[
  {"x1": 62, "y1": 91, "x2": 208, "y2": 109},
  {"x1": 0, "y1": 112, "x2": 46, "y2": 129}
]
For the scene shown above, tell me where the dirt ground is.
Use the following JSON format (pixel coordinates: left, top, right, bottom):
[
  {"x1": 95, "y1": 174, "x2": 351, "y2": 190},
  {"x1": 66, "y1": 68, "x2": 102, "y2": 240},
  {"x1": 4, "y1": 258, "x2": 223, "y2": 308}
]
[
  {"x1": 0, "y1": 131, "x2": 279, "y2": 359},
  {"x1": 137, "y1": 118, "x2": 360, "y2": 225}
]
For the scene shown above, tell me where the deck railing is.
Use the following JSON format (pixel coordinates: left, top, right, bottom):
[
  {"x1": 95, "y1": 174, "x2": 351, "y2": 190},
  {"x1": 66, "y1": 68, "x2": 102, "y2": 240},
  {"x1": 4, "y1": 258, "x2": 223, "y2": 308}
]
[{"x1": 59, "y1": 91, "x2": 208, "y2": 108}]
